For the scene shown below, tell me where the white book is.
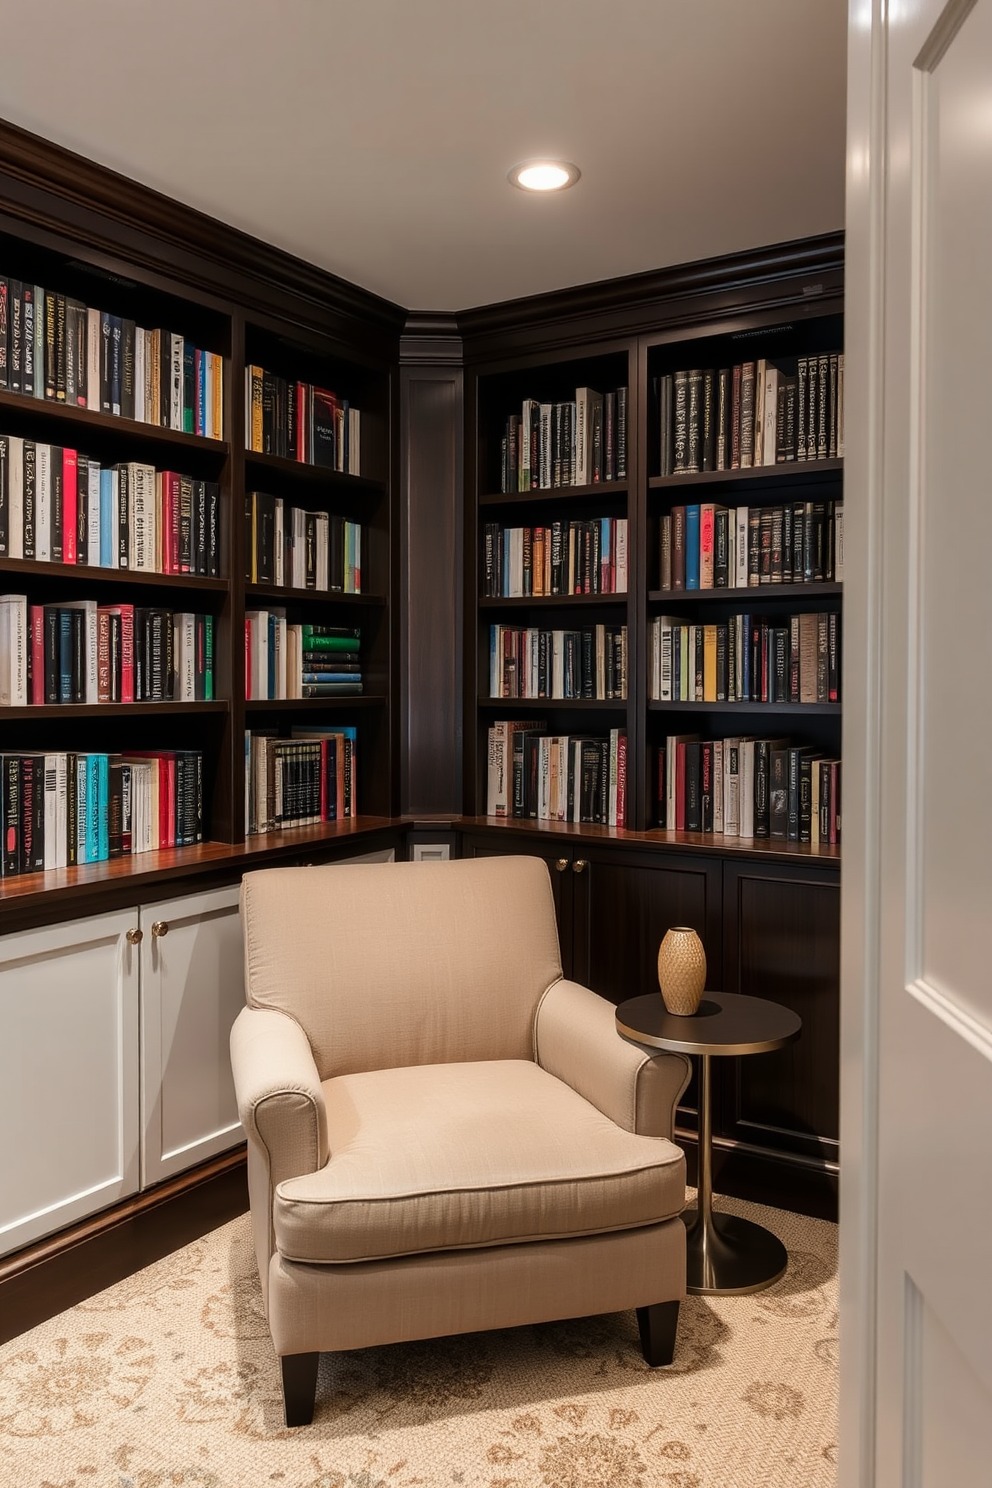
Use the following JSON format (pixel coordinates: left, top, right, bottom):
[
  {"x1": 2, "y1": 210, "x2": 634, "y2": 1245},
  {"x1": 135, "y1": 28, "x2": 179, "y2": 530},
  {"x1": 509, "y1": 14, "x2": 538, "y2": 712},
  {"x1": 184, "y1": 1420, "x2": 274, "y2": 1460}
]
[
  {"x1": 143, "y1": 332, "x2": 154, "y2": 424},
  {"x1": 509, "y1": 527, "x2": 523, "y2": 598},
  {"x1": 43, "y1": 754, "x2": 61, "y2": 870},
  {"x1": 315, "y1": 512, "x2": 329, "y2": 591},
  {"x1": 739, "y1": 740, "x2": 757, "y2": 838},
  {"x1": 133, "y1": 328, "x2": 145, "y2": 423},
  {"x1": 246, "y1": 611, "x2": 269, "y2": 700},
  {"x1": 574, "y1": 388, "x2": 590, "y2": 486},
  {"x1": 723, "y1": 737, "x2": 742, "y2": 837},
  {"x1": 735, "y1": 506, "x2": 749, "y2": 588},
  {"x1": 834, "y1": 502, "x2": 844, "y2": 581},
  {"x1": 286, "y1": 624, "x2": 302, "y2": 700},
  {"x1": 657, "y1": 616, "x2": 678, "y2": 702},
  {"x1": 520, "y1": 400, "x2": 534, "y2": 491},
  {"x1": 170, "y1": 333, "x2": 184, "y2": 431},
  {"x1": 552, "y1": 629, "x2": 564, "y2": 699},
  {"x1": 0, "y1": 597, "x2": 12, "y2": 704},
  {"x1": 129, "y1": 462, "x2": 153, "y2": 571},
  {"x1": 7, "y1": 436, "x2": 23, "y2": 559},
  {"x1": 5, "y1": 594, "x2": 27, "y2": 704},
  {"x1": 352, "y1": 523, "x2": 361, "y2": 593},
  {"x1": 490, "y1": 625, "x2": 501, "y2": 698},
  {"x1": 86, "y1": 308, "x2": 101, "y2": 411},
  {"x1": 60, "y1": 599, "x2": 99, "y2": 702},
  {"x1": 274, "y1": 498, "x2": 284, "y2": 587},
  {"x1": 615, "y1": 518, "x2": 628, "y2": 593},
  {"x1": 763, "y1": 366, "x2": 779, "y2": 466},
  {"x1": 713, "y1": 739, "x2": 724, "y2": 833},
  {"x1": 87, "y1": 461, "x2": 101, "y2": 568},
  {"x1": 275, "y1": 613, "x2": 287, "y2": 700},
  {"x1": 292, "y1": 507, "x2": 306, "y2": 589},
  {"x1": 35, "y1": 444, "x2": 51, "y2": 561},
  {"x1": 527, "y1": 627, "x2": 539, "y2": 699},
  {"x1": 537, "y1": 736, "x2": 550, "y2": 819},
  {"x1": 348, "y1": 406, "x2": 360, "y2": 475},
  {"x1": 174, "y1": 612, "x2": 196, "y2": 701}
]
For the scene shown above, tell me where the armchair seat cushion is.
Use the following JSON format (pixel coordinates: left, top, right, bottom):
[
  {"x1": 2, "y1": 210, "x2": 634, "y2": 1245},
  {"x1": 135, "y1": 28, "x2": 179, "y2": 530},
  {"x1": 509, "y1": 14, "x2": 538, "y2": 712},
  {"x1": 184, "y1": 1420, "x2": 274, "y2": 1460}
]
[{"x1": 272, "y1": 1059, "x2": 685, "y2": 1264}]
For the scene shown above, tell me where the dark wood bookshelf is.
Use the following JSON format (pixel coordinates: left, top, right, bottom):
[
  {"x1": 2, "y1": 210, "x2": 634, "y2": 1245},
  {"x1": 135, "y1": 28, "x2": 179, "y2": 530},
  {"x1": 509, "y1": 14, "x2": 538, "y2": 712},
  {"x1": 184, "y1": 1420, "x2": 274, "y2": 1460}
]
[
  {"x1": 243, "y1": 696, "x2": 384, "y2": 711},
  {"x1": 649, "y1": 458, "x2": 842, "y2": 493},
  {"x1": 480, "y1": 480, "x2": 628, "y2": 508},
  {"x1": 244, "y1": 449, "x2": 384, "y2": 496},
  {"x1": 455, "y1": 814, "x2": 840, "y2": 865},
  {"x1": 244, "y1": 583, "x2": 383, "y2": 607},
  {"x1": 647, "y1": 700, "x2": 840, "y2": 715},
  {"x1": 477, "y1": 696, "x2": 628, "y2": 711},
  {"x1": 480, "y1": 593, "x2": 628, "y2": 610},
  {"x1": 0, "y1": 387, "x2": 228, "y2": 456},
  {"x1": 0, "y1": 701, "x2": 229, "y2": 720},
  {"x1": 0, "y1": 557, "x2": 229, "y2": 592},
  {"x1": 648, "y1": 582, "x2": 841, "y2": 604}
]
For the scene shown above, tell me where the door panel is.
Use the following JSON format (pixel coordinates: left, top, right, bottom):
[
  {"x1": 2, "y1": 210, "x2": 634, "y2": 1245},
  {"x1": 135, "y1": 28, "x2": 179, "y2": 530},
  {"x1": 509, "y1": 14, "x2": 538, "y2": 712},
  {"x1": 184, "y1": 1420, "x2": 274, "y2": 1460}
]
[
  {"x1": 0, "y1": 910, "x2": 139, "y2": 1256},
  {"x1": 722, "y1": 862, "x2": 840, "y2": 1163},
  {"x1": 139, "y1": 884, "x2": 245, "y2": 1186}
]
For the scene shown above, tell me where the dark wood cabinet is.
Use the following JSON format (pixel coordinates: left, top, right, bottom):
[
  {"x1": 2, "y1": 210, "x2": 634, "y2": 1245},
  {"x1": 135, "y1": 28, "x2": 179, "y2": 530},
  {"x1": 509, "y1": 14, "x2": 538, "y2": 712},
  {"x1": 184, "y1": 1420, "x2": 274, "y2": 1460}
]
[{"x1": 458, "y1": 822, "x2": 839, "y2": 1218}]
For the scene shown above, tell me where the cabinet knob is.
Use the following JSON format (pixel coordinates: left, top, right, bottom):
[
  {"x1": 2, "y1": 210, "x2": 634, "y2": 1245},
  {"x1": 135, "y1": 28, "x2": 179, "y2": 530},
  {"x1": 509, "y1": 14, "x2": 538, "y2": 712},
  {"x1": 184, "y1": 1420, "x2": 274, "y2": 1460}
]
[
  {"x1": 573, "y1": 859, "x2": 588, "y2": 874},
  {"x1": 554, "y1": 858, "x2": 569, "y2": 873},
  {"x1": 151, "y1": 921, "x2": 170, "y2": 938},
  {"x1": 126, "y1": 928, "x2": 143, "y2": 946}
]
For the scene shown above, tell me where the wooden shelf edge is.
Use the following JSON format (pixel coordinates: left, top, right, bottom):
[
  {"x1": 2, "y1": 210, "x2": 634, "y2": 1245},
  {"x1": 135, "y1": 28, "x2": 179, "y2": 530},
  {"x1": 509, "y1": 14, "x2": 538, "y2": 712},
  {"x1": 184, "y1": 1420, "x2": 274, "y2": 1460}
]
[
  {"x1": 480, "y1": 480, "x2": 628, "y2": 507},
  {"x1": 243, "y1": 695, "x2": 382, "y2": 710},
  {"x1": 647, "y1": 701, "x2": 840, "y2": 714},
  {"x1": 244, "y1": 450, "x2": 384, "y2": 494},
  {"x1": 0, "y1": 387, "x2": 229, "y2": 455},
  {"x1": 245, "y1": 584, "x2": 384, "y2": 606},
  {"x1": 0, "y1": 700, "x2": 229, "y2": 719},
  {"x1": 480, "y1": 592, "x2": 628, "y2": 608},
  {"x1": 477, "y1": 696, "x2": 628, "y2": 710},
  {"x1": 0, "y1": 557, "x2": 229, "y2": 590},
  {"x1": 649, "y1": 458, "x2": 843, "y2": 491},
  {"x1": 454, "y1": 815, "x2": 841, "y2": 864},
  {"x1": 648, "y1": 582, "x2": 842, "y2": 603}
]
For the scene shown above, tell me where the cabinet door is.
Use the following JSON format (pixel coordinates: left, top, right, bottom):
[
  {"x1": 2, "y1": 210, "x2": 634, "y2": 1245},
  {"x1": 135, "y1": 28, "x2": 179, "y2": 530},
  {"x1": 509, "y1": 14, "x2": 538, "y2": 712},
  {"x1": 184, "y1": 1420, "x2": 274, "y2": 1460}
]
[
  {"x1": 0, "y1": 909, "x2": 139, "y2": 1257},
  {"x1": 139, "y1": 884, "x2": 245, "y2": 1187},
  {"x1": 458, "y1": 833, "x2": 574, "y2": 974},
  {"x1": 720, "y1": 860, "x2": 840, "y2": 1168}
]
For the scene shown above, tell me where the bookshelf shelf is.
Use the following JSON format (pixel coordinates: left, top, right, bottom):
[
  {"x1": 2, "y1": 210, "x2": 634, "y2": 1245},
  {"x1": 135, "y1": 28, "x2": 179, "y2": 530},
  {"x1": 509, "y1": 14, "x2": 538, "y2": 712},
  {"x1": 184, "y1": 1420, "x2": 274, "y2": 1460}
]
[
  {"x1": 244, "y1": 583, "x2": 383, "y2": 607},
  {"x1": 244, "y1": 450, "x2": 384, "y2": 497},
  {"x1": 477, "y1": 696, "x2": 627, "y2": 711},
  {"x1": 0, "y1": 701, "x2": 229, "y2": 720},
  {"x1": 0, "y1": 388, "x2": 229, "y2": 457},
  {"x1": 647, "y1": 700, "x2": 840, "y2": 715},
  {"x1": 456, "y1": 814, "x2": 840, "y2": 864},
  {"x1": 0, "y1": 557, "x2": 229, "y2": 592},
  {"x1": 648, "y1": 582, "x2": 841, "y2": 605},
  {"x1": 480, "y1": 593, "x2": 628, "y2": 610},
  {"x1": 480, "y1": 481, "x2": 628, "y2": 509},
  {"x1": 649, "y1": 459, "x2": 842, "y2": 493},
  {"x1": 243, "y1": 695, "x2": 384, "y2": 711}
]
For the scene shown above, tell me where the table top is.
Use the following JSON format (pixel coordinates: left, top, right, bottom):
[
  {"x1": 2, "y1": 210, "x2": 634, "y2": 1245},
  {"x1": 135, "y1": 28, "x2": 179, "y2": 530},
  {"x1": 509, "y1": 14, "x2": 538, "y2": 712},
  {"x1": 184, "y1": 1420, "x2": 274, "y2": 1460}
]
[{"x1": 615, "y1": 991, "x2": 802, "y2": 1056}]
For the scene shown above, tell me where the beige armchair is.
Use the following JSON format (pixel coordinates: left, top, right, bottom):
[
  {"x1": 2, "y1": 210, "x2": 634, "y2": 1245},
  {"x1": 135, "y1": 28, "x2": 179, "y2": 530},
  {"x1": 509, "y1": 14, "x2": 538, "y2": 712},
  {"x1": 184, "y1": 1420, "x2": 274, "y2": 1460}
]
[{"x1": 232, "y1": 855, "x2": 690, "y2": 1426}]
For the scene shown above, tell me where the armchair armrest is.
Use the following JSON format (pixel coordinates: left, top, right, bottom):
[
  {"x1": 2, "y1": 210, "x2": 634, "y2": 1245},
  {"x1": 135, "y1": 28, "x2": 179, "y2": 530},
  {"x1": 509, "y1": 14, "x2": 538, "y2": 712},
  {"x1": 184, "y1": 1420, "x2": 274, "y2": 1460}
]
[
  {"x1": 535, "y1": 979, "x2": 691, "y2": 1139},
  {"x1": 230, "y1": 1005, "x2": 329, "y2": 1185}
]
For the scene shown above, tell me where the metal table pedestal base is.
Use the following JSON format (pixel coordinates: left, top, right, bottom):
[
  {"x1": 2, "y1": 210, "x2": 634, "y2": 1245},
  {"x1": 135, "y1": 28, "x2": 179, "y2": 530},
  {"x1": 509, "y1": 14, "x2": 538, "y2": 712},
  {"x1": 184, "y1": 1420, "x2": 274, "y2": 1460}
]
[{"x1": 681, "y1": 1209, "x2": 789, "y2": 1295}]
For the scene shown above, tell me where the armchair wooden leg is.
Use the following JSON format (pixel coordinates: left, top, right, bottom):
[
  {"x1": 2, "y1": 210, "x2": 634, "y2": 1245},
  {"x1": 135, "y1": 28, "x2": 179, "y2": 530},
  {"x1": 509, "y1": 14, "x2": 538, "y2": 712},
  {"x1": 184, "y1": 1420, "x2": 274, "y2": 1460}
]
[
  {"x1": 281, "y1": 1351, "x2": 320, "y2": 1426},
  {"x1": 636, "y1": 1301, "x2": 680, "y2": 1367}
]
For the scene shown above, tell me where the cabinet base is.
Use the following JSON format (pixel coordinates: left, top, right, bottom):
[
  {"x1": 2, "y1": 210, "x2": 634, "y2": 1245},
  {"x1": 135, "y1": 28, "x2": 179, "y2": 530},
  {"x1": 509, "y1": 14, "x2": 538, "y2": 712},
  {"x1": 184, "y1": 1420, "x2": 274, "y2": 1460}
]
[{"x1": 0, "y1": 1147, "x2": 248, "y2": 1344}]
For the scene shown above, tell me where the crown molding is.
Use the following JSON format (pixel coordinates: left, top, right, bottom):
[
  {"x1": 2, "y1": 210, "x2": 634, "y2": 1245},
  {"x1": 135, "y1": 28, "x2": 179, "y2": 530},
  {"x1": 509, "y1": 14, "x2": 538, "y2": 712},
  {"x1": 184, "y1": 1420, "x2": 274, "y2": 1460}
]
[{"x1": 0, "y1": 118, "x2": 406, "y2": 354}]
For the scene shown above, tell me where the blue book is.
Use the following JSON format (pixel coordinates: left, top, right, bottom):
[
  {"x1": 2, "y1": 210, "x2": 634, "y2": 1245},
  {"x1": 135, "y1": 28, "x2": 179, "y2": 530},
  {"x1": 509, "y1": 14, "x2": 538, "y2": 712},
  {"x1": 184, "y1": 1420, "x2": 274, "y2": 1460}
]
[
  {"x1": 99, "y1": 468, "x2": 114, "y2": 567},
  {"x1": 96, "y1": 754, "x2": 109, "y2": 861},
  {"x1": 685, "y1": 505, "x2": 701, "y2": 590},
  {"x1": 85, "y1": 754, "x2": 101, "y2": 862},
  {"x1": 600, "y1": 518, "x2": 611, "y2": 591}
]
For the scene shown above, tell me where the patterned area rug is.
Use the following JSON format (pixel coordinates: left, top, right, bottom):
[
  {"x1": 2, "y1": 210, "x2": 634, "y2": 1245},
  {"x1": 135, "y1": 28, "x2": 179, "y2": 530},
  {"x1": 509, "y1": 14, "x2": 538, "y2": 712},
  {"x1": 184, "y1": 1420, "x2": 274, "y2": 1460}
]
[{"x1": 0, "y1": 1194, "x2": 837, "y2": 1488}]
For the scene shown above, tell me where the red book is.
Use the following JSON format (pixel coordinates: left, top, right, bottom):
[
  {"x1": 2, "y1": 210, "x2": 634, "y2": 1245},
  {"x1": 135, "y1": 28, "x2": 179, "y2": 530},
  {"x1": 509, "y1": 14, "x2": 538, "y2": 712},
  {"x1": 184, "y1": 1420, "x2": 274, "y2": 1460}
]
[
  {"x1": 164, "y1": 754, "x2": 176, "y2": 847},
  {"x1": 161, "y1": 472, "x2": 181, "y2": 574},
  {"x1": 616, "y1": 732, "x2": 627, "y2": 829},
  {"x1": 676, "y1": 741, "x2": 688, "y2": 831},
  {"x1": 29, "y1": 605, "x2": 44, "y2": 704},
  {"x1": 111, "y1": 604, "x2": 135, "y2": 703},
  {"x1": 296, "y1": 383, "x2": 308, "y2": 462},
  {"x1": 245, "y1": 618, "x2": 252, "y2": 698},
  {"x1": 62, "y1": 448, "x2": 77, "y2": 564}
]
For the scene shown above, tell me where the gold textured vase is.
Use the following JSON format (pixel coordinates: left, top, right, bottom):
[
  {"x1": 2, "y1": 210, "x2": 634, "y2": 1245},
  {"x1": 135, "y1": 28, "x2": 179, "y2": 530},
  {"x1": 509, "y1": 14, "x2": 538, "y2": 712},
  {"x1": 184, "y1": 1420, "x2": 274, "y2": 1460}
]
[{"x1": 657, "y1": 926, "x2": 706, "y2": 1016}]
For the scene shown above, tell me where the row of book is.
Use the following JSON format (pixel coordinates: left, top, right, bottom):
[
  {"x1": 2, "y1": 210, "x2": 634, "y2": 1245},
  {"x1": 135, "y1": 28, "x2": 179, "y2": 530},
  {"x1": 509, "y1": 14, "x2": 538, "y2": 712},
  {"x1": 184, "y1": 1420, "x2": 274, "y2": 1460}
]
[
  {"x1": 499, "y1": 386, "x2": 628, "y2": 493},
  {"x1": 0, "y1": 279, "x2": 222, "y2": 436},
  {"x1": 655, "y1": 734, "x2": 841, "y2": 844},
  {"x1": 489, "y1": 624, "x2": 627, "y2": 701},
  {"x1": 0, "y1": 595, "x2": 214, "y2": 706},
  {"x1": 0, "y1": 435, "x2": 220, "y2": 575},
  {"x1": 649, "y1": 612, "x2": 840, "y2": 705},
  {"x1": 245, "y1": 492, "x2": 361, "y2": 593},
  {"x1": 245, "y1": 367, "x2": 361, "y2": 474},
  {"x1": 0, "y1": 747, "x2": 204, "y2": 877},
  {"x1": 245, "y1": 619, "x2": 361, "y2": 701},
  {"x1": 659, "y1": 500, "x2": 843, "y2": 591},
  {"x1": 483, "y1": 518, "x2": 628, "y2": 599},
  {"x1": 486, "y1": 720, "x2": 627, "y2": 826},
  {"x1": 246, "y1": 727, "x2": 357, "y2": 834},
  {"x1": 657, "y1": 353, "x2": 844, "y2": 475}
]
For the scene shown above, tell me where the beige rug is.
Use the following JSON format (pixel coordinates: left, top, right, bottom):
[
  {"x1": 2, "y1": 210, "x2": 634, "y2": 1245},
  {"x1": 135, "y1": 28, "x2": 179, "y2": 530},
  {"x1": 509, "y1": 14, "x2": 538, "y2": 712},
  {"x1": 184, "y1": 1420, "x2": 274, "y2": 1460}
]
[{"x1": 0, "y1": 1194, "x2": 838, "y2": 1488}]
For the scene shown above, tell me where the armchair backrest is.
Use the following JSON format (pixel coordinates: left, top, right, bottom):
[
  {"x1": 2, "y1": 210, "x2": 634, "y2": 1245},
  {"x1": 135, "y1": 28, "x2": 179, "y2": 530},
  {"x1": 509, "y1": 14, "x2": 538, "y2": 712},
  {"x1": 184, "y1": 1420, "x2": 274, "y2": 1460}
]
[{"x1": 240, "y1": 855, "x2": 564, "y2": 1079}]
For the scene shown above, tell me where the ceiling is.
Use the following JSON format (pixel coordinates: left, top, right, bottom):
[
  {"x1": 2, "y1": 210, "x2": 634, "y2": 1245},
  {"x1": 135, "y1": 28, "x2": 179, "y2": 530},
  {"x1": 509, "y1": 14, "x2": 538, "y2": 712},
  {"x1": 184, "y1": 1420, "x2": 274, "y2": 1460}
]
[{"x1": 0, "y1": 1, "x2": 847, "y2": 313}]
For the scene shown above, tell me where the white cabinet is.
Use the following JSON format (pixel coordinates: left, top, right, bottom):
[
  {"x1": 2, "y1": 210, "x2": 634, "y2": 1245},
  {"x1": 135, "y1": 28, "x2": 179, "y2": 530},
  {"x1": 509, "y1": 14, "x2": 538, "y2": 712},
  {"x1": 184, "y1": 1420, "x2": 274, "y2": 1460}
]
[
  {"x1": 0, "y1": 910, "x2": 140, "y2": 1256},
  {"x1": 138, "y1": 884, "x2": 245, "y2": 1186}
]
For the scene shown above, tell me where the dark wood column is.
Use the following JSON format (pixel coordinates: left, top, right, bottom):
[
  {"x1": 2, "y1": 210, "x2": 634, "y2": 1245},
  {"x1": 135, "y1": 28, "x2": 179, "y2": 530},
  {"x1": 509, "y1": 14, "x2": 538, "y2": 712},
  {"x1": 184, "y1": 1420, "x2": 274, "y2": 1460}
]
[{"x1": 398, "y1": 315, "x2": 464, "y2": 814}]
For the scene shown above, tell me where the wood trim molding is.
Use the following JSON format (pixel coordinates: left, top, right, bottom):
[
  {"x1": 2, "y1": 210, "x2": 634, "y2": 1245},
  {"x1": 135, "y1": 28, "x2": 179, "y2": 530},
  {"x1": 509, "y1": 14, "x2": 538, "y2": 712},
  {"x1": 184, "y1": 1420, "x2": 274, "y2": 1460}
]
[
  {"x1": 0, "y1": 118, "x2": 406, "y2": 349},
  {"x1": 401, "y1": 313, "x2": 464, "y2": 365}
]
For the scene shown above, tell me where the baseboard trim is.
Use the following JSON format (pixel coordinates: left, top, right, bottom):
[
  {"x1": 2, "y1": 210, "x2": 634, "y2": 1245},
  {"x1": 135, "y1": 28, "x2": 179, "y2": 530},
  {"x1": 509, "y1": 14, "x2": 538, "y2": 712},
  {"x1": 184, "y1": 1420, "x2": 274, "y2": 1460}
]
[
  {"x1": 0, "y1": 1146, "x2": 248, "y2": 1344},
  {"x1": 676, "y1": 1132, "x2": 839, "y2": 1223}
]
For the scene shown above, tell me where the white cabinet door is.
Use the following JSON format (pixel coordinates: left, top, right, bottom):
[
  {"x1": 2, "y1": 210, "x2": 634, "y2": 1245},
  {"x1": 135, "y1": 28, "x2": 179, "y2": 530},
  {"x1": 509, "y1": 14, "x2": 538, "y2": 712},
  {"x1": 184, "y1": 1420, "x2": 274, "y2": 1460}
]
[
  {"x1": 139, "y1": 883, "x2": 245, "y2": 1186},
  {"x1": 0, "y1": 909, "x2": 140, "y2": 1257}
]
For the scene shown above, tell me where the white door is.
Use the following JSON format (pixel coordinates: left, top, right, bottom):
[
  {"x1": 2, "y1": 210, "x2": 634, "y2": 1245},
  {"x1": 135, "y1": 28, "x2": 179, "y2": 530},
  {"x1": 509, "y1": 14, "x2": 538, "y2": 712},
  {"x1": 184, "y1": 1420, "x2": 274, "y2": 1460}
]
[
  {"x1": 0, "y1": 909, "x2": 140, "y2": 1256},
  {"x1": 843, "y1": 2, "x2": 992, "y2": 1483},
  {"x1": 139, "y1": 884, "x2": 245, "y2": 1186}
]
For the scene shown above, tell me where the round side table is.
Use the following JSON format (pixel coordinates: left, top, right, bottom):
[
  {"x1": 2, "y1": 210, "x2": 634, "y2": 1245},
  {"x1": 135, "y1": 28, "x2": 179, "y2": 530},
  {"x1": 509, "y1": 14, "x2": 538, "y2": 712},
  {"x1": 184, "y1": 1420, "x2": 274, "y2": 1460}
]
[{"x1": 616, "y1": 991, "x2": 801, "y2": 1295}]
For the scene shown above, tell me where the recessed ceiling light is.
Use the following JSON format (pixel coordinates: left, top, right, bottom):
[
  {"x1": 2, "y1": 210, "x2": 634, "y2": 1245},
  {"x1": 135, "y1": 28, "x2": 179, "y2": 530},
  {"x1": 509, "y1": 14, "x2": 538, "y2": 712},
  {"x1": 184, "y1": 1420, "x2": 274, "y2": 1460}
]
[{"x1": 508, "y1": 160, "x2": 580, "y2": 193}]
